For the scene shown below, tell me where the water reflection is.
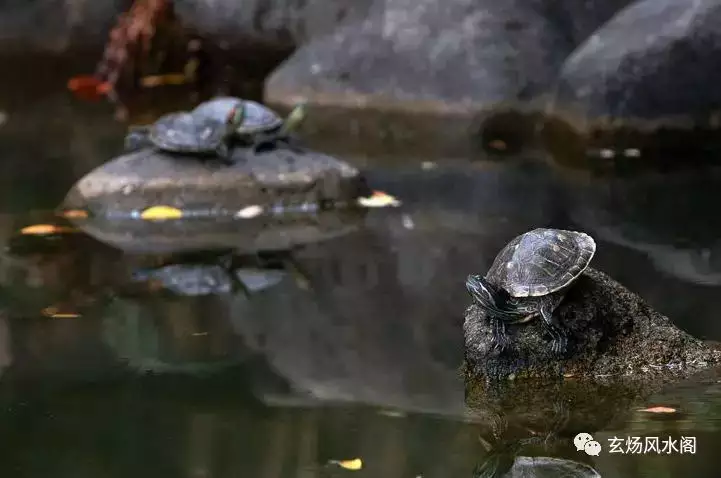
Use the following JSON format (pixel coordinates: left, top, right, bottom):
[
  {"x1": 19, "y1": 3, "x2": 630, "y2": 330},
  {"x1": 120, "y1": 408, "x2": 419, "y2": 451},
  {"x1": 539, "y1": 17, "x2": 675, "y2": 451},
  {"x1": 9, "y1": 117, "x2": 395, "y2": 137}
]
[{"x1": 2, "y1": 80, "x2": 721, "y2": 477}]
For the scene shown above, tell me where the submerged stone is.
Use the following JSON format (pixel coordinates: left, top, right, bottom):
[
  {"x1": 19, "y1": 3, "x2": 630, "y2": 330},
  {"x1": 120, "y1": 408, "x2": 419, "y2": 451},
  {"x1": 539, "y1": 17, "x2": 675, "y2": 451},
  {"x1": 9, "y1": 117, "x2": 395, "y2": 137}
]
[{"x1": 464, "y1": 267, "x2": 721, "y2": 391}]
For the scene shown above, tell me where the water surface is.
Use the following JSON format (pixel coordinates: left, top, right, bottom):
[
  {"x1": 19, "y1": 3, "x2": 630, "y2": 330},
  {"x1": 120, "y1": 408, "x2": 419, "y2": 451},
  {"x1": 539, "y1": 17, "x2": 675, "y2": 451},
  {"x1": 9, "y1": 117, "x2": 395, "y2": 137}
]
[{"x1": 0, "y1": 67, "x2": 720, "y2": 477}]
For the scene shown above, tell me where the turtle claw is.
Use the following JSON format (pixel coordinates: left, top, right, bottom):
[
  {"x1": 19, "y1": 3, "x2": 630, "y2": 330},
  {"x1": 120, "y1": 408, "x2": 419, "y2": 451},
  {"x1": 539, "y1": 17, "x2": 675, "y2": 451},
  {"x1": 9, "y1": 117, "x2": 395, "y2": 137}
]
[
  {"x1": 215, "y1": 143, "x2": 235, "y2": 164},
  {"x1": 549, "y1": 333, "x2": 569, "y2": 355},
  {"x1": 489, "y1": 318, "x2": 510, "y2": 352}
]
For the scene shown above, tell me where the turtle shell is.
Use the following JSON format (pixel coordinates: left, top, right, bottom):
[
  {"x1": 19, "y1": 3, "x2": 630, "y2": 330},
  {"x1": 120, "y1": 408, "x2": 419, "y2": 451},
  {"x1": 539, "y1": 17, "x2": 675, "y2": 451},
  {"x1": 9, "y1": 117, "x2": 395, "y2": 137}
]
[
  {"x1": 191, "y1": 96, "x2": 243, "y2": 121},
  {"x1": 192, "y1": 97, "x2": 283, "y2": 135},
  {"x1": 149, "y1": 112, "x2": 228, "y2": 153},
  {"x1": 237, "y1": 100, "x2": 284, "y2": 134},
  {"x1": 486, "y1": 228, "x2": 596, "y2": 297}
]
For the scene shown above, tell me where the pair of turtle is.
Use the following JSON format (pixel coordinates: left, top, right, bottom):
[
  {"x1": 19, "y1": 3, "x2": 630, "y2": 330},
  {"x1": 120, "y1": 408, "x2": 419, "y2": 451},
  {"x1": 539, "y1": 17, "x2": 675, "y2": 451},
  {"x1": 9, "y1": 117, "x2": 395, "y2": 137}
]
[
  {"x1": 124, "y1": 97, "x2": 307, "y2": 164},
  {"x1": 466, "y1": 228, "x2": 596, "y2": 355}
]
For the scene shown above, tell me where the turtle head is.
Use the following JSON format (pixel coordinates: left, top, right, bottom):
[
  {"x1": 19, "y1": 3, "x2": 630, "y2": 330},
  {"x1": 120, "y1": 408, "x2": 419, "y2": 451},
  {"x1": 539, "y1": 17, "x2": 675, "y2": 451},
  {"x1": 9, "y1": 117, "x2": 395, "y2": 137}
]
[
  {"x1": 283, "y1": 101, "x2": 307, "y2": 133},
  {"x1": 466, "y1": 274, "x2": 517, "y2": 318}
]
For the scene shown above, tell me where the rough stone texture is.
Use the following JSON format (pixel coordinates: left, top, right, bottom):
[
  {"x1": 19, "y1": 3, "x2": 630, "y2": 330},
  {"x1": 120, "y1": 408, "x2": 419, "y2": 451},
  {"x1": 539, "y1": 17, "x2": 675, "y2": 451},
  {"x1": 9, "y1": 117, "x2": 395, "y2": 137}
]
[
  {"x1": 267, "y1": 0, "x2": 566, "y2": 109},
  {"x1": 174, "y1": 0, "x2": 373, "y2": 49},
  {"x1": 549, "y1": 0, "x2": 721, "y2": 131},
  {"x1": 464, "y1": 267, "x2": 721, "y2": 387},
  {"x1": 264, "y1": 0, "x2": 632, "y2": 155}
]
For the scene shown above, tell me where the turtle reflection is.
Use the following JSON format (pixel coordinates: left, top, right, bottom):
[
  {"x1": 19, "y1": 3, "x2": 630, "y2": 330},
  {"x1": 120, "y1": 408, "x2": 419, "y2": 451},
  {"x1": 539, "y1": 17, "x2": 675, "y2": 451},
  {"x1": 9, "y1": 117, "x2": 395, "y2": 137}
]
[
  {"x1": 128, "y1": 251, "x2": 288, "y2": 297},
  {"x1": 472, "y1": 414, "x2": 600, "y2": 478}
]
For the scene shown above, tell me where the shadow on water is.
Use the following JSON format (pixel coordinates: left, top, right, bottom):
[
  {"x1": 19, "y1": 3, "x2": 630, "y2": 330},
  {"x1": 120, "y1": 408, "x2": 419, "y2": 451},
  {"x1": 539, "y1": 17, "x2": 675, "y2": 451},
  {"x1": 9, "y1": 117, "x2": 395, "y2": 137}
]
[{"x1": 0, "y1": 62, "x2": 721, "y2": 477}]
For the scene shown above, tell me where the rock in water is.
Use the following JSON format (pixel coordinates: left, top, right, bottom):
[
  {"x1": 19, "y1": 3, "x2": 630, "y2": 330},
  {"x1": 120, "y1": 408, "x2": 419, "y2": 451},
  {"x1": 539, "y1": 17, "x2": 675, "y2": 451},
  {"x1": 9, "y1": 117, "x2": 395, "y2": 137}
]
[
  {"x1": 62, "y1": 146, "x2": 366, "y2": 213},
  {"x1": 464, "y1": 267, "x2": 721, "y2": 387},
  {"x1": 550, "y1": 0, "x2": 721, "y2": 131},
  {"x1": 60, "y1": 147, "x2": 375, "y2": 255}
]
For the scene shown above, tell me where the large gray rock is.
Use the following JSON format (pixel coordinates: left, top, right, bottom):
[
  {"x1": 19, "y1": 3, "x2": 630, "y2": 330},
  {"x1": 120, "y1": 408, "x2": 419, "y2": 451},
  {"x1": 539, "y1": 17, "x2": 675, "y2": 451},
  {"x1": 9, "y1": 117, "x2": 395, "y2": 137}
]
[
  {"x1": 265, "y1": 0, "x2": 631, "y2": 155},
  {"x1": 464, "y1": 267, "x2": 721, "y2": 390},
  {"x1": 549, "y1": 0, "x2": 721, "y2": 131}
]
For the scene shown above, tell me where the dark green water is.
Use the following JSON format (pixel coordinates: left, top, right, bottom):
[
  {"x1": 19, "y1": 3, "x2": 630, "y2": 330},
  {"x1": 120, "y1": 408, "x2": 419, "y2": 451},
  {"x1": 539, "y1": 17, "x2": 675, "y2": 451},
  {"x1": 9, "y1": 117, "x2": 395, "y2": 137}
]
[{"x1": 0, "y1": 66, "x2": 720, "y2": 478}]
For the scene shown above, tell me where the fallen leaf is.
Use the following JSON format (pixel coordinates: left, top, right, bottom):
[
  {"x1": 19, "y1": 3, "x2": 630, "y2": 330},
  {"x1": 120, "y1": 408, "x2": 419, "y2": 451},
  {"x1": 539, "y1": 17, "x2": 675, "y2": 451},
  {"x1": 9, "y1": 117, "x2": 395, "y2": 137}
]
[
  {"x1": 329, "y1": 458, "x2": 362, "y2": 471},
  {"x1": 140, "y1": 206, "x2": 183, "y2": 221},
  {"x1": 67, "y1": 75, "x2": 112, "y2": 101},
  {"x1": 235, "y1": 205, "x2": 264, "y2": 219},
  {"x1": 20, "y1": 224, "x2": 77, "y2": 235},
  {"x1": 58, "y1": 209, "x2": 89, "y2": 219},
  {"x1": 41, "y1": 307, "x2": 80, "y2": 319},
  {"x1": 140, "y1": 73, "x2": 189, "y2": 88},
  {"x1": 357, "y1": 191, "x2": 401, "y2": 208},
  {"x1": 638, "y1": 406, "x2": 677, "y2": 414}
]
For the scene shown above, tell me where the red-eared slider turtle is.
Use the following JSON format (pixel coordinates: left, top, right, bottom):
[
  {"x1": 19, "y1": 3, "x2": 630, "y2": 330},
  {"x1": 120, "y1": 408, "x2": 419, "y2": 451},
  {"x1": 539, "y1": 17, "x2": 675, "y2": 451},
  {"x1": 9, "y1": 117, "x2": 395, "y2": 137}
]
[
  {"x1": 465, "y1": 228, "x2": 596, "y2": 354},
  {"x1": 191, "y1": 97, "x2": 307, "y2": 152},
  {"x1": 123, "y1": 104, "x2": 245, "y2": 164}
]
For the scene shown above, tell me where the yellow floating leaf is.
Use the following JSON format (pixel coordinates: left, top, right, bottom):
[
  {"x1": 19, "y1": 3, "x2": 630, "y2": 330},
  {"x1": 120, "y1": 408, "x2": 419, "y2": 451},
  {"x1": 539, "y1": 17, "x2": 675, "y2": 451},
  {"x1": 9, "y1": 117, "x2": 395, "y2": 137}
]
[
  {"x1": 330, "y1": 458, "x2": 363, "y2": 471},
  {"x1": 357, "y1": 190, "x2": 401, "y2": 208},
  {"x1": 59, "y1": 209, "x2": 88, "y2": 219},
  {"x1": 638, "y1": 406, "x2": 677, "y2": 414},
  {"x1": 20, "y1": 224, "x2": 77, "y2": 235},
  {"x1": 140, "y1": 73, "x2": 189, "y2": 88},
  {"x1": 41, "y1": 307, "x2": 80, "y2": 318},
  {"x1": 140, "y1": 206, "x2": 183, "y2": 221}
]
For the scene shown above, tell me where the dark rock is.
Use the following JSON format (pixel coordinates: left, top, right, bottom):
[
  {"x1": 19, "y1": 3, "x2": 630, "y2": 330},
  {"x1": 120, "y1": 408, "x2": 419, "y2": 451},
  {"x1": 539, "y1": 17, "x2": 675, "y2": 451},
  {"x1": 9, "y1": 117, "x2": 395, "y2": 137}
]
[
  {"x1": 549, "y1": 0, "x2": 721, "y2": 131},
  {"x1": 173, "y1": 0, "x2": 372, "y2": 49},
  {"x1": 464, "y1": 267, "x2": 721, "y2": 388},
  {"x1": 265, "y1": 0, "x2": 631, "y2": 155}
]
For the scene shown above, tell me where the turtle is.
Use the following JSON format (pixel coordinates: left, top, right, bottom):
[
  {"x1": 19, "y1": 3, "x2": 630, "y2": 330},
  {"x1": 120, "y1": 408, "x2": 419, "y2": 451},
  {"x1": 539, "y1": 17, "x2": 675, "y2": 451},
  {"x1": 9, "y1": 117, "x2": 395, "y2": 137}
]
[
  {"x1": 465, "y1": 228, "x2": 596, "y2": 354},
  {"x1": 191, "y1": 97, "x2": 307, "y2": 152},
  {"x1": 123, "y1": 103, "x2": 245, "y2": 164}
]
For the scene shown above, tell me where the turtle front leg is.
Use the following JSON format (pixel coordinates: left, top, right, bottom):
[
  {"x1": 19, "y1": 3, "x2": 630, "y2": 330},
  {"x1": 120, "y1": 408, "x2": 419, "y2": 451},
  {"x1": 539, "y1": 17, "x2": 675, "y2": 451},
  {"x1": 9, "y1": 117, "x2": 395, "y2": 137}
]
[
  {"x1": 215, "y1": 142, "x2": 236, "y2": 165},
  {"x1": 124, "y1": 126, "x2": 152, "y2": 152},
  {"x1": 539, "y1": 298, "x2": 569, "y2": 355},
  {"x1": 276, "y1": 134, "x2": 306, "y2": 154},
  {"x1": 489, "y1": 317, "x2": 510, "y2": 352}
]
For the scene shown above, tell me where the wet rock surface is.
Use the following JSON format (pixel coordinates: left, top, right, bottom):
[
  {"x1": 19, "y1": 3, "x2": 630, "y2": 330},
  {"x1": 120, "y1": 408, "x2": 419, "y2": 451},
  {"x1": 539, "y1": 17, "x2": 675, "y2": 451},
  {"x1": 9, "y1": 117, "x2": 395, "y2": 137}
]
[
  {"x1": 62, "y1": 146, "x2": 367, "y2": 212},
  {"x1": 60, "y1": 146, "x2": 373, "y2": 254},
  {"x1": 464, "y1": 267, "x2": 721, "y2": 389},
  {"x1": 550, "y1": 0, "x2": 721, "y2": 132}
]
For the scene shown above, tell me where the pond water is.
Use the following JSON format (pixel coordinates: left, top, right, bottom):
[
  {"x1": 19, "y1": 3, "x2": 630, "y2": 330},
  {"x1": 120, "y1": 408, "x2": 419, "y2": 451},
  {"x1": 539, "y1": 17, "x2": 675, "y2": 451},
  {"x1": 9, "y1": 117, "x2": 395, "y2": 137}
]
[{"x1": 0, "y1": 62, "x2": 720, "y2": 478}]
